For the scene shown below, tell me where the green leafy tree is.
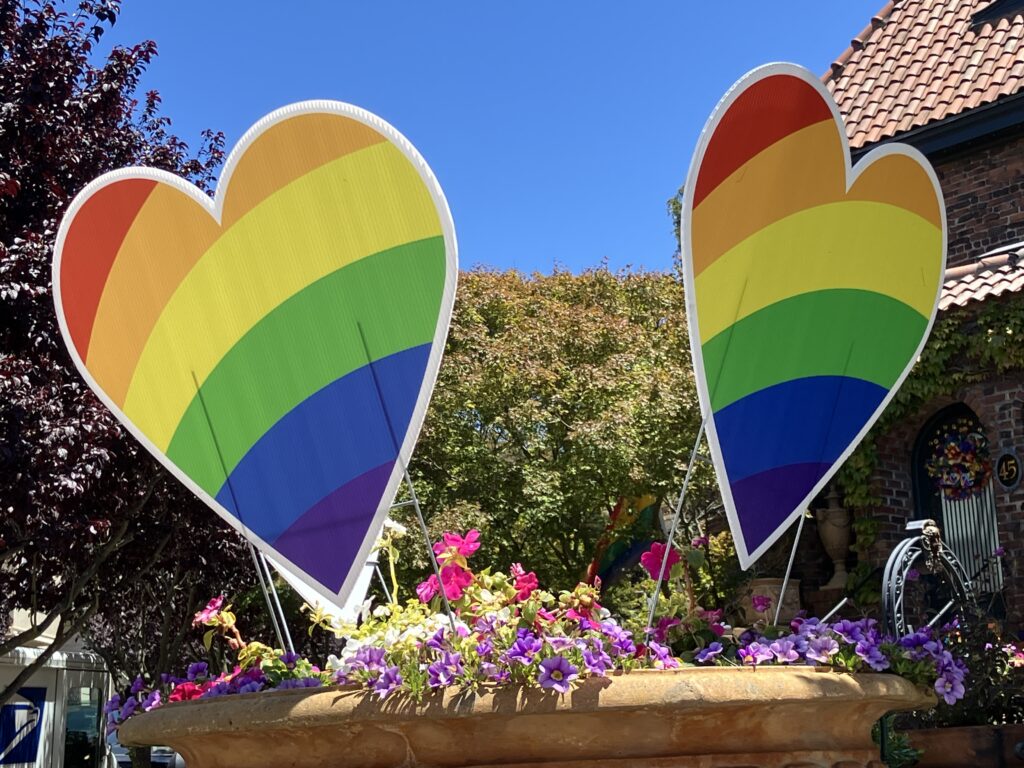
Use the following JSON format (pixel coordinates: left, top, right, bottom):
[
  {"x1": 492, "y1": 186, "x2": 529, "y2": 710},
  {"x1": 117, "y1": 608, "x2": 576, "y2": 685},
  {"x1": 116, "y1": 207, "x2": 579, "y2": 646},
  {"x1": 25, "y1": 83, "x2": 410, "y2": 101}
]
[{"x1": 400, "y1": 266, "x2": 714, "y2": 595}]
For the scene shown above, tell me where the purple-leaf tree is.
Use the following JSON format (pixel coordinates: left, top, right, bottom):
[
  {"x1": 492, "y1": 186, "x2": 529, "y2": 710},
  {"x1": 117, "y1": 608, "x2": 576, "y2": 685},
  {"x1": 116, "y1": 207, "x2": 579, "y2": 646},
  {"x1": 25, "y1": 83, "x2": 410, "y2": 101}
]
[{"x1": 0, "y1": 0, "x2": 261, "y2": 706}]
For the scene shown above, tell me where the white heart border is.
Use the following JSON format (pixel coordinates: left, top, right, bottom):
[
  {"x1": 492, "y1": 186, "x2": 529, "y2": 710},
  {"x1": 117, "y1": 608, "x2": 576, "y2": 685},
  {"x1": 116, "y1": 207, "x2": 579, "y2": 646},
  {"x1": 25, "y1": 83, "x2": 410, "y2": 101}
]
[
  {"x1": 680, "y1": 63, "x2": 947, "y2": 570},
  {"x1": 52, "y1": 100, "x2": 459, "y2": 608}
]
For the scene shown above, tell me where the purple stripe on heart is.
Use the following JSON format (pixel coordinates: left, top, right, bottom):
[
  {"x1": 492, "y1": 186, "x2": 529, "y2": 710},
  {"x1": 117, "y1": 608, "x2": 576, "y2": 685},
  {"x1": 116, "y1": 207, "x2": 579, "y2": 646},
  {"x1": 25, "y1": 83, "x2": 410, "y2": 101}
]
[
  {"x1": 272, "y1": 461, "x2": 395, "y2": 593},
  {"x1": 730, "y1": 462, "x2": 831, "y2": 554}
]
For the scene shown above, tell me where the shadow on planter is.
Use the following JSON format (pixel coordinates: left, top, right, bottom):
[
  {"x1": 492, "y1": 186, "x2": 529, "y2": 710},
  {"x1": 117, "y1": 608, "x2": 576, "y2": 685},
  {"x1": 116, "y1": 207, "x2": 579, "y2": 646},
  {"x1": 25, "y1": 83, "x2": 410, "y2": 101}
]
[{"x1": 120, "y1": 667, "x2": 934, "y2": 768}]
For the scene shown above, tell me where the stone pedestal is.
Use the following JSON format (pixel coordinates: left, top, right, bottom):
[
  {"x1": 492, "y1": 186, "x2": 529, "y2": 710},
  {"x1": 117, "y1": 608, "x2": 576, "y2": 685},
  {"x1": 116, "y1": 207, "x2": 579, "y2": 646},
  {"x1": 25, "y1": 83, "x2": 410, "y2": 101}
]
[{"x1": 119, "y1": 667, "x2": 934, "y2": 768}]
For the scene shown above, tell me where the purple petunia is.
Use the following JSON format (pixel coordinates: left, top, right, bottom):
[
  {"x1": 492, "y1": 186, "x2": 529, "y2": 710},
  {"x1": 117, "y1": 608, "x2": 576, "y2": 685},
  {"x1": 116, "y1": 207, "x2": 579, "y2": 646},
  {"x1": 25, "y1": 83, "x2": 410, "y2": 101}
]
[
  {"x1": 538, "y1": 656, "x2": 578, "y2": 694},
  {"x1": 807, "y1": 636, "x2": 840, "y2": 664},
  {"x1": 855, "y1": 639, "x2": 890, "y2": 671},
  {"x1": 769, "y1": 639, "x2": 800, "y2": 664},
  {"x1": 120, "y1": 697, "x2": 138, "y2": 719},
  {"x1": 373, "y1": 666, "x2": 403, "y2": 700},
  {"x1": 427, "y1": 652, "x2": 464, "y2": 688},
  {"x1": 647, "y1": 641, "x2": 680, "y2": 669},
  {"x1": 751, "y1": 594, "x2": 772, "y2": 614},
  {"x1": 935, "y1": 667, "x2": 965, "y2": 705},
  {"x1": 582, "y1": 646, "x2": 612, "y2": 676},
  {"x1": 186, "y1": 662, "x2": 208, "y2": 681},
  {"x1": 738, "y1": 642, "x2": 773, "y2": 666},
  {"x1": 695, "y1": 642, "x2": 723, "y2": 664},
  {"x1": 280, "y1": 651, "x2": 301, "y2": 668},
  {"x1": 141, "y1": 690, "x2": 161, "y2": 712},
  {"x1": 507, "y1": 633, "x2": 543, "y2": 665},
  {"x1": 274, "y1": 677, "x2": 323, "y2": 691},
  {"x1": 130, "y1": 676, "x2": 145, "y2": 695}
]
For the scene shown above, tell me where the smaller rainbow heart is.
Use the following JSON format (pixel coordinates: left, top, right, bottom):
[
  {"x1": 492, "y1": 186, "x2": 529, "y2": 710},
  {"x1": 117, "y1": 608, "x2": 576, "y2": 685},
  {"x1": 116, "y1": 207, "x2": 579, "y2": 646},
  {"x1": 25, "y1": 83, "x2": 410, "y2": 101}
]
[
  {"x1": 682, "y1": 64, "x2": 946, "y2": 568},
  {"x1": 53, "y1": 102, "x2": 457, "y2": 604}
]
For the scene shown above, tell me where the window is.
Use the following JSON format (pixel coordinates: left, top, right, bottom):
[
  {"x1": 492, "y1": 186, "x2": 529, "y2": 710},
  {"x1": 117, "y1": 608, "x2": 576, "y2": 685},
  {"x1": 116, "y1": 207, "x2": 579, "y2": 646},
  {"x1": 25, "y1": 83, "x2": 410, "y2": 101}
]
[{"x1": 63, "y1": 687, "x2": 102, "y2": 768}]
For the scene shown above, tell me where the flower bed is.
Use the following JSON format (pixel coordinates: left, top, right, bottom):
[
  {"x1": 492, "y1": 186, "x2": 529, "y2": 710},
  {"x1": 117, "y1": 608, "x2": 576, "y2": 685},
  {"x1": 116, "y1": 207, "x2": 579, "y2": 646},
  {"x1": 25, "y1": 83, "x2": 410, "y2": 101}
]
[{"x1": 105, "y1": 530, "x2": 961, "y2": 739}]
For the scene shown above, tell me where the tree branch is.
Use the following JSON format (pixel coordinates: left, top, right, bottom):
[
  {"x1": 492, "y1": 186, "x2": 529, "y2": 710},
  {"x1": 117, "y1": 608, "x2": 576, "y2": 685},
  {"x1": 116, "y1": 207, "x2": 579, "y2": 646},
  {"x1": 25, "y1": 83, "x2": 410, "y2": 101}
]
[{"x1": 0, "y1": 597, "x2": 99, "y2": 707}]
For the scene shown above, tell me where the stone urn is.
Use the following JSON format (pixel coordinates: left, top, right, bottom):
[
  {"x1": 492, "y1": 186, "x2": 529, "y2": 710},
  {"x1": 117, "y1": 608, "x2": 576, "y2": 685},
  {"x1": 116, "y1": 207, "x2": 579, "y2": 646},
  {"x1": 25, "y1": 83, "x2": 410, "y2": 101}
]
[
  {"x1": 816, "y1": 489, "x2": 852, "y2": 590},
  {"x1": 119, "y1": 667, "x2": 934, "y2": 768}
]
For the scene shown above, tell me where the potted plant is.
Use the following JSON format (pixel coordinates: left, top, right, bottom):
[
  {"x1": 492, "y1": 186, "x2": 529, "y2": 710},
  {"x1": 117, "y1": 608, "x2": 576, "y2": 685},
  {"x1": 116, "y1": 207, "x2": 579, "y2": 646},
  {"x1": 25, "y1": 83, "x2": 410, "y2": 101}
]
[
  {"x1": 107, "y1": 531, "x2": 953, "y2": 768},
  {"x1": 897, "y1": 614, "x2": 1024, "y2": 768}
]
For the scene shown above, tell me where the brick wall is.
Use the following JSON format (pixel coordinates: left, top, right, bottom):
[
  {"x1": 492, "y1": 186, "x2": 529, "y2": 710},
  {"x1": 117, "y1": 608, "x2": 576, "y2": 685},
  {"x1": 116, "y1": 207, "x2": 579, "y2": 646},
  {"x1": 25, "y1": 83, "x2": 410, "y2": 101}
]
[
  {"x1": 862, "y1": 370, "x2": 1024, "y2": 628},
  {"x1": 932, "y1": 128, "x2": 1024, "y2": 267}
]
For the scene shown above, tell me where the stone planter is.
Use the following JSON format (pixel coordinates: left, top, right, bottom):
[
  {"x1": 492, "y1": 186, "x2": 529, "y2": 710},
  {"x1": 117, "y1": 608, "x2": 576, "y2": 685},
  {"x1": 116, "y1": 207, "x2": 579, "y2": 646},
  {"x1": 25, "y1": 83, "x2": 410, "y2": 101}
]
[
  {"x1": 119, "y1": 667, "x2": 934, "y2": 768},
  {"x1": 907, "y1": 723, "x2": 1024, "y2": 767}
]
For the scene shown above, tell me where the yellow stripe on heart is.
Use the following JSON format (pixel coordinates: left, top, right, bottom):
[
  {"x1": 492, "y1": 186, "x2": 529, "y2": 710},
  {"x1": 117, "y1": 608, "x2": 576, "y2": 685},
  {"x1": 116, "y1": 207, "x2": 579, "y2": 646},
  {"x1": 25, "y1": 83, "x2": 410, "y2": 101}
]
[
  {"x1": 695, "y1": 200, "x2": 943, "y2": 345},
  {"x1": 691, "y1": 121, "x2": 945, "y2": 278},
  {"x1": 120, "y1": 140, "x2": 441, "y2": 452}
]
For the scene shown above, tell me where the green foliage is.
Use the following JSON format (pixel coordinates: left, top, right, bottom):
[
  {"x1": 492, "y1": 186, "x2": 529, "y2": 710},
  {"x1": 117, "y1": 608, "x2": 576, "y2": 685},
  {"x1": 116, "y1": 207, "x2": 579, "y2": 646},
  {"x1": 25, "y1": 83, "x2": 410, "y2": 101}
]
[
  {"x1": 874, "y1": 715, "x2": 923, "y2": 768},
  {"x1": 400, "y1": 267, "x2": 706, "y2": 591},
  {"x1": 836, "y1": 296, "x2": 1024, "y2": 509}
]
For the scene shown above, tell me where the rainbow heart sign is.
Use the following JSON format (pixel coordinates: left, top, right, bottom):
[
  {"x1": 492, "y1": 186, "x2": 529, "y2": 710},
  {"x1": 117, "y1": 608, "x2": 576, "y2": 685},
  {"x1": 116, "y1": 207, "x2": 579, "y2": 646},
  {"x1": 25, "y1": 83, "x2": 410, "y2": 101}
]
[
  {"x1": 53, "y1": 102, "x2": 457, "y2": 604},
  {"x1": 681, "y1": 63, "x2": 946, "y2": 569}
]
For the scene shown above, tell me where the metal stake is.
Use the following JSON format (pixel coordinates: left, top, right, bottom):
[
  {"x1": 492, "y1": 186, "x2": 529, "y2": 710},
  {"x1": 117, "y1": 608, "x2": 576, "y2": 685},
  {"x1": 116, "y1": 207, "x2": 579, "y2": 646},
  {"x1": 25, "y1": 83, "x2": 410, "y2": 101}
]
[
  {"x1": 645, "y1": 419, "x2": 706, "y2": 639},
  {"x1": 355, "y1": 322, "x2": 457, "y2": 635},
  {"x1": 773, "y1": 512, "x2": 806, "y2": 626},
  {"x1": 191, "y1": 371, "x2": 293, "y2": 651}
]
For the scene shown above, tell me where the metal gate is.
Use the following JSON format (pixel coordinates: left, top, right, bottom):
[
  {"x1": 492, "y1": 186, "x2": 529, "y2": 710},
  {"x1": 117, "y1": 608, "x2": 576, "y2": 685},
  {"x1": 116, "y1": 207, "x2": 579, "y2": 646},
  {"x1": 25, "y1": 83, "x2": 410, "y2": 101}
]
[{"x1": 941, "y1": 479, "x2": 1003, "y2": 593}]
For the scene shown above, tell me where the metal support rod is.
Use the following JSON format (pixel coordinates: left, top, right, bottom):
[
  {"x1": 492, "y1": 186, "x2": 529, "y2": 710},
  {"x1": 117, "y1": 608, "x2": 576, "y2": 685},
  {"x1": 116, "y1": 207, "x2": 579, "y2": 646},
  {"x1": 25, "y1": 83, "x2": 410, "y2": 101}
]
[
  {"x1": 403, "y1": 467, "x2": 458, "y2": 635},
  {"x1": 246, "y1": 542, "x2": 287, "y2": 651},
  {"x1": 821, "y1": 596, "x2": 849, "y2": 624},
  {"x1": 354, "y1": 321, "x2": 457, "y2": 636},
  {"x1": 191, "y1": 369, "x2": 293, "y2": 650},
  {"x1": 773, "y1": 512, "x2": 806, "y2": 626},
  {"x1": 375, "y1": 565, "x2": 394, "y2": 604},
  {"x1": 645, "y1": 420, "x2": 706, "y2": 639},
  {"x1": 257, "y1": 550, "x2": 294, "y2": 653},
  {"x1": 927, "y1": 600, "x2": 955, "y2": 629}
]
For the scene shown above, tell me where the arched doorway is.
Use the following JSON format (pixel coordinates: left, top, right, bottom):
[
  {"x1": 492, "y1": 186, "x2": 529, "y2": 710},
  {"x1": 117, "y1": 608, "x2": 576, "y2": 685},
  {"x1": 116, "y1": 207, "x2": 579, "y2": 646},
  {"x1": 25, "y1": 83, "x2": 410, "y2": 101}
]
[{"x1": 911, "y1": 403, "x2": 1004, "y2": 598}]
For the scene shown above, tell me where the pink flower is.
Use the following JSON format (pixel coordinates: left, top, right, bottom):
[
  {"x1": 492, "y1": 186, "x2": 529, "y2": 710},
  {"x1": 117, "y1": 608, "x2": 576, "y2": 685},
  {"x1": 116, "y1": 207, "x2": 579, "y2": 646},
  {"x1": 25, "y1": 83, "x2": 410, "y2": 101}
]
[
  {"x1": 510, "y1": 563, "x2": 539, "y2": 601},
  {"x1": 168, "y1": 681, "x2": 210, "y2": 703},
  {"x1": 639, "y1": 542, "x2": 681, "y2": 579},
  {"x1": 192, "y1": 595, "x2": 224, "y2": 627},
  {"x1": 650, "y1": 616, "x2": 681, "y2": 643},
  {"x1": 416, "y1": 575, "x2": 440, "y2": 603},
  {"x1": 440, "y1": 564, "x2": 473, "y2": 600},
  {"x1": 752, "y1": 594, "x2": 772, "y2": 614},
  {"x1": 433, "y1": 530, "x2": 481, "y2": 561}
]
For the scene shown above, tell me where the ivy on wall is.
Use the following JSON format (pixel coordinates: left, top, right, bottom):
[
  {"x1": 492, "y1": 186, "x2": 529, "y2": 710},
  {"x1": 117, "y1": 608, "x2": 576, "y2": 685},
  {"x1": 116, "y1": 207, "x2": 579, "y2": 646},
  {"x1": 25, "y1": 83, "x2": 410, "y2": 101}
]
[
  {"x1": 836, "y1": 293, "x2": 1024, "y2": 510},
  {"x1": 831, "y1": 292, "x2": 1023, "y2": 605}
]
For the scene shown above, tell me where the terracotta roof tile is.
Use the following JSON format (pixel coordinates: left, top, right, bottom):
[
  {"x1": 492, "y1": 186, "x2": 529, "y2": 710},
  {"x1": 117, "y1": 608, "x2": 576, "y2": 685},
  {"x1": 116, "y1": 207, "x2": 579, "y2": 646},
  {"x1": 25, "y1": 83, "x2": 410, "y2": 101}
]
[
  {"x1": 826, "y1": 0, "x2": 1024, "y2": 148},
  {"x1": 938, "y1": 248, "x2": 1024, "y2": 310}
]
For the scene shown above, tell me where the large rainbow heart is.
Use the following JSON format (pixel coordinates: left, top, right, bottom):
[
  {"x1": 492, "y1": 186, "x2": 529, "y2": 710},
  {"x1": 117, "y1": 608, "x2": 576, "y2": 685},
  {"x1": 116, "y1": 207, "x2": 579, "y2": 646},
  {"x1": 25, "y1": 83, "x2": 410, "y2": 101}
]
[
  {"x1": 53, "y1": 102, "x2": 457, "y2": 603},
  {"x1": 682, "y1": 64, "x2": 946, "y2": 568}
]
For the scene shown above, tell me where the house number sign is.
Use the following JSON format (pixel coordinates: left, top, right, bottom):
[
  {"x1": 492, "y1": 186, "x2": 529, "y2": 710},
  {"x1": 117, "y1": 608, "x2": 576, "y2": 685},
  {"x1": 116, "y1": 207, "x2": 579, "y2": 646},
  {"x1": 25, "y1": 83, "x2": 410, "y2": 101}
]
[{"x1": 996, "y1": 451, "x2": 1021, "y2": 491}]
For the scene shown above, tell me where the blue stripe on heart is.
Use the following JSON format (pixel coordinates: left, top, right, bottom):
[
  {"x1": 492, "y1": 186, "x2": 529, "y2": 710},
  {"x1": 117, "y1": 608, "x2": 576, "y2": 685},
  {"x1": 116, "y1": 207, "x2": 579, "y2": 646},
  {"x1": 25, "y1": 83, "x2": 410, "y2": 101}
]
[
  {"x1": 215, "y1": 343, "x2": 431, "y2": 544},
  {"x1": 714, "y1": 375, "x2": 887, "y2": 484}
]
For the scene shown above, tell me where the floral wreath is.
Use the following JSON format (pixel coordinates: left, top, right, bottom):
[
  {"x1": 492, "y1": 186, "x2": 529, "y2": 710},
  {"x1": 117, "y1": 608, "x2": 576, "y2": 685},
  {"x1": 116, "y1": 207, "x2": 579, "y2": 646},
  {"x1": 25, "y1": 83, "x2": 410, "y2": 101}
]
[{"x1": 925, "y1": 416, "x2": 992, "y2": 501}]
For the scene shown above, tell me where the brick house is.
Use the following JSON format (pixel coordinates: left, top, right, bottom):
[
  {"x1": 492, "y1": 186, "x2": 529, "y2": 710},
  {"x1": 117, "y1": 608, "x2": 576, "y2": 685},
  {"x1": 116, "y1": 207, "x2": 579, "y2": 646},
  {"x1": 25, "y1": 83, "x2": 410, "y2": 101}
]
[{"x1": 798, "y1": 0, "x2": 1024, "y2": 627}]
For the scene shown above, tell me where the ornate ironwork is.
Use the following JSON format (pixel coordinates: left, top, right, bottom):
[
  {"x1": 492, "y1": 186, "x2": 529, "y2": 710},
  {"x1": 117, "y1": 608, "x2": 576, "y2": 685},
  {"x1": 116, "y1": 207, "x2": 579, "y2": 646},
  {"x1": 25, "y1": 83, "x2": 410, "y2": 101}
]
[{"x1": 882, "y1": 519, "x2": 975, "y2": 637}]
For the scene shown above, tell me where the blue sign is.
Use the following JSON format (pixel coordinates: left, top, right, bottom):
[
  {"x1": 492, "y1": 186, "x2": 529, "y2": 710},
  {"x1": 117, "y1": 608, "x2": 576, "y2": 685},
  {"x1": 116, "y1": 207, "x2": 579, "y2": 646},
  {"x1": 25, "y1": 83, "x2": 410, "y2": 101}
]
[{"x1": 0, "y1": 687, "x2": 45, "y2": 765}]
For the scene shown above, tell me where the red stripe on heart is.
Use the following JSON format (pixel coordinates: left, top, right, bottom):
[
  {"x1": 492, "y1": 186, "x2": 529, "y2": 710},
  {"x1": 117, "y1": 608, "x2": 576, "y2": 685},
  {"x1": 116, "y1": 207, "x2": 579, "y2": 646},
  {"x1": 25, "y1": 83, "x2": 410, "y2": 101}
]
[
  {"x1": 60, "y1": 178, "x2": 157, "y2": 358},
  {"x1": 692, "y1": 74, "x2": 833, "y2": 209}
]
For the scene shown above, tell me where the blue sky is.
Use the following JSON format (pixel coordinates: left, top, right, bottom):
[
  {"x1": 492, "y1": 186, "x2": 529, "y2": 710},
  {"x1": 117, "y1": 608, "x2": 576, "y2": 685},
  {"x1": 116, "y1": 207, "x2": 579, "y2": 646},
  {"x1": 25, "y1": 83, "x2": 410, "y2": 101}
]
[{"x1": 107, "y1": 2, "x2": 884, "y2": 274}]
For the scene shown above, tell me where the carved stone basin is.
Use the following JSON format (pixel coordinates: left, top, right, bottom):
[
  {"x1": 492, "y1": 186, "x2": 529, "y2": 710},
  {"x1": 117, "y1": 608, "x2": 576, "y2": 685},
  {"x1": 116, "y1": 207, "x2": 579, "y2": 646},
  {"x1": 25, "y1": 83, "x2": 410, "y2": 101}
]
[{"x1": 119, "y1": 667, "x2": 934, "y2": 768}]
